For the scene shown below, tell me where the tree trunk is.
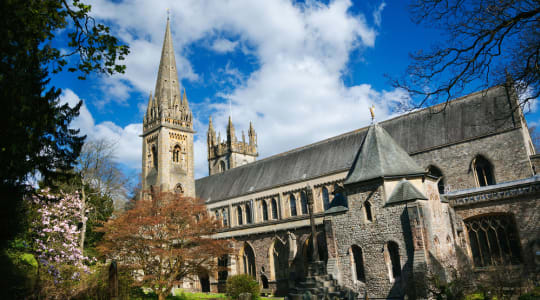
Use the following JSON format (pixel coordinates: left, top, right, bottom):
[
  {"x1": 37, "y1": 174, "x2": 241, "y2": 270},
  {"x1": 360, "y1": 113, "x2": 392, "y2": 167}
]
[
  {"x1": 79, "y1": 187, "x2": 87, "y2": 253},
  {"x1": 158, "y1": 293, "x2": 166, "y2": 300}
]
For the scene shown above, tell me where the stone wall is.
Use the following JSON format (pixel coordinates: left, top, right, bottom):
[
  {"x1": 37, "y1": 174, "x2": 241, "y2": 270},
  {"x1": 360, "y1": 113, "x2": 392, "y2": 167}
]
[
  {"x1": 448, "y1": 178, "x2": 540, "y2": 275},
  {"x1": 326, "y1": 181, "x2": 415, "y2": 298},
  {"x1": 412, "y1": 128, "x2": 534, "y2": 193}
]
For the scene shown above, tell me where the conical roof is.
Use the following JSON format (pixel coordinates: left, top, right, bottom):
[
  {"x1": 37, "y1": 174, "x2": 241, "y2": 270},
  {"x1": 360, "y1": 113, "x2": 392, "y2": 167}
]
[
  {"x1": 386, "y1": 179, "x2": 427, "y2": 205},
  {"x1": 154, "y1": 17, "x2": 181, "y2": 109},
  {"x1": 344, "y1": 123, "x2": 425, "y2": 185}
]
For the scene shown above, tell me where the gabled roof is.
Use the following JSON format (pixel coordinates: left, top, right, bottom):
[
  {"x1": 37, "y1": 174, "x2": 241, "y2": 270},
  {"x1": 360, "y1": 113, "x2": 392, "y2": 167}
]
[
  {"x1": 386, "y1": 179, "x2": 428, "y2": 205},
  {"x1": 196, "y1": 86, "x2": 517, "y2": 203},
  {"x1": 344, "y1": 124, "x2": 425, "y2": 185}
]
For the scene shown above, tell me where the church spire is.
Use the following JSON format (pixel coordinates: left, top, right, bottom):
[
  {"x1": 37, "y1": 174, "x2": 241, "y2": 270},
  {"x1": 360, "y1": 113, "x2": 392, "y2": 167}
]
[
  {"x1": 154, "y1": 16, "x2": 181, "y2": 109},
  {"x1": 227, "y1": 116, "x2": 236, "y2": 145}
]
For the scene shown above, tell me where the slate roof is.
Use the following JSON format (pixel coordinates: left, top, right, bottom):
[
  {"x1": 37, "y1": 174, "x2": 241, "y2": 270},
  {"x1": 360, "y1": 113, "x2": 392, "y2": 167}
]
[
  {"x1": 196, "y1": 86, "x2": 517, "y2": 203},
  {"x1": 386, "y1": 180, "x2": 428, "y2": 205},
  {"x1": 344, "y1": 124, "x2": 425, "y2": 185}
]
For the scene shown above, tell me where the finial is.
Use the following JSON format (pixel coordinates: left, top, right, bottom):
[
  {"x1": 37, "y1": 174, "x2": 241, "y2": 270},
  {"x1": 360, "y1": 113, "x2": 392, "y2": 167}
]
[
  {"x1": 369, "y1": 105, "x2": 375, "y2": 123},
  {"x1": 166, "y1": 8, "x2": 170, "y2": 20}
]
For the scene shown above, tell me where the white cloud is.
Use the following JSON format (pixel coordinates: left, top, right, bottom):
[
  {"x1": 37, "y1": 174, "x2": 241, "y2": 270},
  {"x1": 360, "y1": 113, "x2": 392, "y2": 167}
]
[
  {"x1": 60, "y1": 89, "x2": 142, "y2": 169},
  {"x1": 211, "y1": 39, "x2": 238, "y2": 53},
  {"x1": 85, "y1": 0, "x2": 405, "y2": 178},
  {"x1": 373, "y1": 2, "x2": 386, "y2": 27}
]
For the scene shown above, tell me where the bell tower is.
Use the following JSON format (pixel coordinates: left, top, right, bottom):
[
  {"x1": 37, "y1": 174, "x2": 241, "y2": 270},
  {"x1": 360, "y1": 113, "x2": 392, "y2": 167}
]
[
  {"x1": 207, "y1": 116, "x2": 258, "y2": 175},
  {"x1": 142, "y1": 17, "x2": 195, "y2": 197}
]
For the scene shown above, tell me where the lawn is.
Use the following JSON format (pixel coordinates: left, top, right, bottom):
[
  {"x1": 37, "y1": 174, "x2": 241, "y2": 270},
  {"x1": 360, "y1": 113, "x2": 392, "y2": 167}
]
[{"x1": 172, "y1": 289, "x2": 283, "y2": 300}]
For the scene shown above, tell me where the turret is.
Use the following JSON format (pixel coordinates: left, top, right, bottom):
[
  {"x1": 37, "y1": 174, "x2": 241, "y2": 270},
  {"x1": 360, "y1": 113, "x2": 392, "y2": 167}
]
[
  {"x1": 248, "y1": 121, "x2": 257, "y2": 146},
  {"x1": 207, "y1": 117, "x2": 258, "y2": 175}
]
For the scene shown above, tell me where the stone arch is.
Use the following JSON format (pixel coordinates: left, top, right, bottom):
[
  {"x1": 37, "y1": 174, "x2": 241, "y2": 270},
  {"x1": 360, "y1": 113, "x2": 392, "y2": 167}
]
[
  {"x1": 321, "y1": 186, "x2": 330, "y2": 211},
  {"x1": 349, "y1": 245, "x2": 366, "y2": 283},
  {"x1": 151, "y1": 144, "x2": 158, "y2": 169},
  {"x1": 384, "y1": 240, "x2": 402, "y2": 282},
  {"x1": 427, "y1": 164, "x2": 445, "y2": 194},
  {"x1": 268, "y1": 237, "x2": 288, "y2": 282},
  {"x1": 463, "y1": 213, "x2": 522, "y2": 267},
  {"x1": 471, "y1": 155, "x2": 495, "y2": 187},
  {"x1": 238, "y1": 242, "x2": 256, "y2": 277},
  {"x1": 172, "y1": 144, "x2": 181, "y2": 163},
  {"x1": 262, "y1": 200, "x2": 269, "y2": 221},
  {"x1": 219, "y1": 160, "x2": 226, "y2": 172}
]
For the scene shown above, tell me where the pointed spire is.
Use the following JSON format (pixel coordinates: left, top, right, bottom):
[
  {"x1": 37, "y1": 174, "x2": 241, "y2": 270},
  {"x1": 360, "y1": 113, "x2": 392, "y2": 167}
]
[
  {"x1": 154, "y1": 16, "x2": 181, "y2": 110},
  {"x1": 207, "y1": 116, "x2": 216, "y2": 147},
  {"x1": 248, "y1": 121, "x2": 256, "y2": 146},
  {"x1": 182, "y1": 88, "x2": 190, "y2": 108},
  {"x1": 227, "y1": 116, "x2": 236, "y2": 144},
  {"x1": 146, "y1": 92, "x2": 153, "y2": 119}
]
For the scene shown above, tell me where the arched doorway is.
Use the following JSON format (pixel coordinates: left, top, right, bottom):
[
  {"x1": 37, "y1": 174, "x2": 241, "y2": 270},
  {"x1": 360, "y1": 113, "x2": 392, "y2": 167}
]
[
  {"x1": 217, "y1": 255, "x2": 228, "y2": 293},
  {"x1": 199, "y1": 272, "x2": 210, "y2": 292},
  {"x1": 269, "y1": 238, "x2": 289, "y2": 296}
]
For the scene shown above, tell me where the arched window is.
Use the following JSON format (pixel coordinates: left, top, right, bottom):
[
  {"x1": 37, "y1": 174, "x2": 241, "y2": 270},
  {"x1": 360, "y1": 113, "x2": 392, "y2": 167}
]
[
  {"x1": 350, "y1": 245, "x2": 366, "y2": 282},
  {"x1": 218, "y1": 255, "x2": 228, "y2": 282},
  {"x1": 271, "y1": 198, "x2": 278, "y2": 220},
  {"x1": 322, "y1": 187, "x2": 330, "y2": 211},
  {"x1": 219, "y1": 160, "x2": 226, "y2": 172},
  {"x1": 332, "y1": 184, "x2": 348, "y2": 208},
  {"x1": 473, "y1": 156, "x2": 495, "y2": 187},
  {"x1": 174, "y1": 183, "x2": 184, "y2": 195},
  {"x1": 242, "y1": 243, "x2": 256, "y2": 277},
  {"x1": 262, "y1": 201, "x2": 268, "y2": 221},
  {"x1": 151, "y1": 145, "x2": 158, "y2": 169},
  {"x1": 237, "y1": 206, "x2": 243, "y2": 225},
  {"x1": 364, "y1": 201, "x2": 373, "y2": 222},
  {"x1": 215, "y1": 210, "x2": 220, "y2": 220},
  {"x1": 385, "y1": 241, "x2": 401, "y2": 281},
  {"x1": 300, "y1": 191, "x2": 308, "y2": 215},
  {"x1": 172, "y1": 145, "x2": 181, "y2": 163},
  {"x1": 289, "y1": 194, "x2": 297, "y2": 217},
  {"x1": 245, "y1": 203, "x2": 252, "y2": 224},
  {"x1": 428, "y1": 165, "x2": 445, "y2": 194},
  {"x1": 464, "y1": 214, "x2": 522, "y2": 267},
  {"x1": 222, "y1": 208, "x2": 228, "y2": 227}
]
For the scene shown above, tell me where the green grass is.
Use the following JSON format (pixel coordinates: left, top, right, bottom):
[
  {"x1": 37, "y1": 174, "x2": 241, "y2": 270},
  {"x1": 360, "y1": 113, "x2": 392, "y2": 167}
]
[{"x1": 172, "y1": 289, "x2": 283, "y2": 300}]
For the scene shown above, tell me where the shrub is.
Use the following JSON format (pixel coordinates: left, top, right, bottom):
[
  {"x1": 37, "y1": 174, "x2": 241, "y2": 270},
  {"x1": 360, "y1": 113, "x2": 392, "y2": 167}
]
[{"x1": 226, "y1": 274, "x2": 260, "y2": 300}]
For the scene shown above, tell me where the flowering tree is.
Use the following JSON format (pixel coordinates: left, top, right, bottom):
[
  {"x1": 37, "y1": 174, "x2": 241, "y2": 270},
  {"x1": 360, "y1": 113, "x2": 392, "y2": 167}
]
[
  {"x1": 98, "y1": 192, "x2": 230, "y2": 300},
  {"x1": 31, "y1": 189, "x2": 94, "y2": 297}
]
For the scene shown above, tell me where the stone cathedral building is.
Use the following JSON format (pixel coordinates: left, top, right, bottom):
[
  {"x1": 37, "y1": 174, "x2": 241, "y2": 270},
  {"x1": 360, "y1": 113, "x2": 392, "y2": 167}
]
[{"x1": 142, "y1": 19, "x2": 540, "y2": 298}]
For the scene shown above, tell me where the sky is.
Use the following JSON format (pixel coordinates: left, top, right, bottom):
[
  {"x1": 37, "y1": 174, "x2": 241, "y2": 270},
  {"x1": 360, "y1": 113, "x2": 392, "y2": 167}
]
[{"x1": 53, "y1": 0, "x2": 539, "y2": 180}]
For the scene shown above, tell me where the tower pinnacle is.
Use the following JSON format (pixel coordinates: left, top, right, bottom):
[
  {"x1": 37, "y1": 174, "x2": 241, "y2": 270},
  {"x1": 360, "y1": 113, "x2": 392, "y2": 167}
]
[{"x1": 154, "y1": 17, "x2": 181, "y2": 109}]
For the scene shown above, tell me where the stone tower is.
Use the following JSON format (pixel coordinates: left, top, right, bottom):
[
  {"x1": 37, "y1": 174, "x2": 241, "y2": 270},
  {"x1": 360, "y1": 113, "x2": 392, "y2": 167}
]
[
  {"x1": 207, "y1": 116, "x2": 258, "y2": 175},
  {"x1": 141, "y1": 17, "x2": 195, "y2": 197}
]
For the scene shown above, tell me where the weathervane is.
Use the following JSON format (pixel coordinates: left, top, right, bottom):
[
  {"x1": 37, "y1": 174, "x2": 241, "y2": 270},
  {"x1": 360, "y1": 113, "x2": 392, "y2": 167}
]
[{"x1": 369, "y1": 105, "x2": 375, "y2": 123}]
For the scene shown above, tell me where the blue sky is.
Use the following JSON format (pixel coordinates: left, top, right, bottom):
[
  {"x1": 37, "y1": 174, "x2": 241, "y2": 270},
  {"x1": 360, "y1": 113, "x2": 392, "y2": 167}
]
[{"x1": 54, "y1": 0, "x2": 539, "y2": 179}]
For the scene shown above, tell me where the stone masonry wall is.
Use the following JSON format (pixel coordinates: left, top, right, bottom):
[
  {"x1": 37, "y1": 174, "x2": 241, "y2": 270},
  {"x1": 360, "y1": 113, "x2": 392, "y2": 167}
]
[
  {"x1": 412, "y1": 128, "x2": 534, "y2": 193},
  {"x1": 327, "y1": 181, "x2": 415, "y2": 298},
  {"x1": 451, "y1": 191, "x2": 540, "y2": 275}
]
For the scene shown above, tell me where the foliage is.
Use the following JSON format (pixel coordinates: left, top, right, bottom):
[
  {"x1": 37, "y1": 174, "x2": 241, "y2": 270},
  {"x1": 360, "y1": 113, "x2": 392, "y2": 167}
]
[
  {"x1": 98, "y1": 192, "x2": 230, "y2": 300},
  {"x1": 391, "y1": 0, "x2": 539, "y2": 108},
  {"x1": 226, "y1": 274, "x2": 261, "y2": 300},
  {"x1": 30, "y1": 189, "x2": 95, "y2": 298},
  {"x1": 72, "y1": 263, "x2": 135, "y2": 300},
  {"x1": 518, "y1": 286, "x2": 540, "y2": 300},
  {"x1": 0, "y1": 0, "x2": 129, "y2": 250}
]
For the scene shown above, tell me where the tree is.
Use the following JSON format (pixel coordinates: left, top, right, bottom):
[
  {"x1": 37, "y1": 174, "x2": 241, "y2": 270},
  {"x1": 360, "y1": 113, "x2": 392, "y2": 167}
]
[
  {"x1": 391, "y1": 0, "x2": 539, "y2": 109},
  {"x1": 98, "y1": 192, "x2": 230, "y2": 300},
  {"x1": 30, "y1": 189, "x2": 94, "y2": 298},
  {"x1": 76, "y1": 139, "x2": 127, "y2": 254},
  {"x1": 0, "y1": 0, "x2": 129, "y2": 246}
]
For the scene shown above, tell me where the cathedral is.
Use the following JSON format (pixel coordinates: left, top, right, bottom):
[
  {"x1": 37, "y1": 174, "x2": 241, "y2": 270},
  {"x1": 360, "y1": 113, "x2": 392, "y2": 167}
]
[{"x1": 142, "y1": 19, "x2": 540, "y2": 298}]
